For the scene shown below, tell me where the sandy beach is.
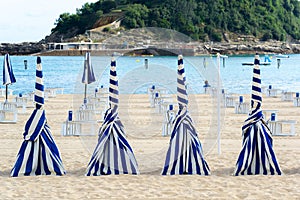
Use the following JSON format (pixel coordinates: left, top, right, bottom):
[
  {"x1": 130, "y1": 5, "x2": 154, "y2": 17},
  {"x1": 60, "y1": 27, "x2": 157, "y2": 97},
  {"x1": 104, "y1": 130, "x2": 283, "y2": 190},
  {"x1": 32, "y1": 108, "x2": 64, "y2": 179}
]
[{"x1": 0, "y1": 93, "x2": 299, "y2": 199}]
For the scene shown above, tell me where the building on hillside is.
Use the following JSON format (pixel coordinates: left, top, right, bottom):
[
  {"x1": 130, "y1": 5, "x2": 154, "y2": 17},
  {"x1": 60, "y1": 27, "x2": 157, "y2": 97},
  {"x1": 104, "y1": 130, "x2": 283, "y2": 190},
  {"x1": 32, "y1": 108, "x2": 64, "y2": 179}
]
[{"x1": 47, "y1": 42, "x2": 104, "y2": 51}]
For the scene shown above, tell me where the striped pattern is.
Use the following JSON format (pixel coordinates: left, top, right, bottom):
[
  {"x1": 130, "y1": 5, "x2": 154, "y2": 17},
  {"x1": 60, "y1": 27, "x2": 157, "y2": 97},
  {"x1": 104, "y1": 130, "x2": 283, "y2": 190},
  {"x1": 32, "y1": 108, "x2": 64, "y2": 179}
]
[
  {"x1": 82, "y1": 52, "x2": 96, "y2": 84},
  {"x1": 86, "y1": 57, "x2": 139, "y2": 176},
  {"x1": 234, "y1": 54, "x2": 282, "y2": 176},
  {"x1": 10, "y1": 57, "x2": 66, "y2": 177},
  {"x1": 3, "y1": 53, "x2": 16, "y2": 85},
  {"x1": 177, "y1": 55, "x2": 188, "y2": 109},
  {"x1": 35, "y1": 57, "x2": 44, "y2": 109},
  {"x1": 162, "y1": 55, "x2": 210, "y2": 175},
  {"x1": 109, "y1": 58, "x2": 119, "y2": 108},
  {"x1": 251, "y1": 54, "x2": 262, "y2": 110}
]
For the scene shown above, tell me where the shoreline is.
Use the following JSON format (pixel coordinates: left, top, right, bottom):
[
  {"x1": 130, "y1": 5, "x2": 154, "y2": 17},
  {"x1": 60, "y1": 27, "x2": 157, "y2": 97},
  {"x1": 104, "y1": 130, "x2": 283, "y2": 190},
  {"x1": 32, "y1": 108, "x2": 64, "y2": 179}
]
[{"x1": 2, "y1": 40, "x2": 300, "y2": 56}]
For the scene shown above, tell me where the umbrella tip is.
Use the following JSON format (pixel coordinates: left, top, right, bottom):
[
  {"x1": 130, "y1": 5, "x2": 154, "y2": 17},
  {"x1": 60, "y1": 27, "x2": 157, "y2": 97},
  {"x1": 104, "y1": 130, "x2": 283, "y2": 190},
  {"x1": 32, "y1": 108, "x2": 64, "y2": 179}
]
[{"x1": 37, "y1": 57, "x2": 41, "y2": 64}]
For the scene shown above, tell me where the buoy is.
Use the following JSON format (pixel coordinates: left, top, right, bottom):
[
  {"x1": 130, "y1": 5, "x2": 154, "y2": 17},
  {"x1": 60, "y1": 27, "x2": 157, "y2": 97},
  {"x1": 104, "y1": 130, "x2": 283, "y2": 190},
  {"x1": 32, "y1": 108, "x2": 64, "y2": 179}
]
[
  {"x1": 144, "y1": 58, "x2": 148, "y2": 69},
  {"x1": 24, "y1": 60, "x2": 28, "y2": 70},
  {"x1": 277, "y1": 58, "x2": 281, "y2": 69}
]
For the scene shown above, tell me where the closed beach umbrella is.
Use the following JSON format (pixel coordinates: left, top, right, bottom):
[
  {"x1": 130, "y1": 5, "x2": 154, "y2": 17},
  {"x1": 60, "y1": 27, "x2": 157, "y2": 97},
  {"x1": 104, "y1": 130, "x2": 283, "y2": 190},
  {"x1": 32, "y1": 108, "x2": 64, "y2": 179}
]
[
  {"x1": 10, "y1": 57, "x2": 66, "y2": 177},
  {"x1": 2, "y1": 53, "x2": 16, "y2": 102},
  {"x1": 233, "y1": 54, "x2": 282, "y2": 176},
  {"x1": 161, "y1": 55, "x2": 210, "y2": 175},
  {"x1": 82, "y1": 52, "x2": 96, "y2": 103},
  {"x1": 86, "y1": 57, "x2": 139, "y2": 176}
]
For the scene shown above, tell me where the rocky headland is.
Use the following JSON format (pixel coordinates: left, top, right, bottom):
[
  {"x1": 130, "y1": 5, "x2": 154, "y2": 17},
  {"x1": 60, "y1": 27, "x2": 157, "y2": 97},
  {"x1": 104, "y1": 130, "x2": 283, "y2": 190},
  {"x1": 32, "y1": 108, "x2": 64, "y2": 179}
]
[{"x1": 0, "y1": 42, "x2": 46, "y2": 56}]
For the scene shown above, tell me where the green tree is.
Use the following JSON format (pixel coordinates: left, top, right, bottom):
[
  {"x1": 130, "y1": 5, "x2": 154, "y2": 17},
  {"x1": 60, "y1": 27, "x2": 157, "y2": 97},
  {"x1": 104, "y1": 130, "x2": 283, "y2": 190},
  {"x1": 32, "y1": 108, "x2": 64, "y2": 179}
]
[
  {"x1": 50, "y1": 0, "x2": 300, "y2": 41},
  {"x1": 122, "y1": 4, "x2": 149, "y2": 28}
]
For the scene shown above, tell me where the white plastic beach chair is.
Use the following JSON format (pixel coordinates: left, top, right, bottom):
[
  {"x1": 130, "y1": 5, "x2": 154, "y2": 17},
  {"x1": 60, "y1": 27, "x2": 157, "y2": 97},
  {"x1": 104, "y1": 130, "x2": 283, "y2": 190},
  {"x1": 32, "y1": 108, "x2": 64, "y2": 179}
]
[
  {"x1": 45, "y1": 88, "x2": 57, "y2": 98},
  {"x1": 261, "y1": 86, "x2": 267, "y2": 94},
  {"x1": 0, "y1": 102, "x2": 18, "y2": 123},
  {"x1": 25, "y1": 93, "x2": 35, "y2": 108},
  {"x1": 262, "y1": 110, "x2": 279, "y2": 121},
  {"x1": 204, "y1": 87, "x2": 216, "y2": 96},
  {"x1": 148, "y1": 87, "x2": 156, "y2": 108},
  {"x1": 61, "y1": 106, "x2": 100, "y2": 136},
  {"x1": 87, "y1": 96, "x2": 108, "y2": 121},
  {"x1": 281, "y1": 91, "x2": 293, "y2": 101},
  {"x1": 76, "y1": 109, "x2": 96, "y2": 121},
  {"x1": 266, "y1": 88, "x2": 280, "y2": 97},
  {"x1": 61, "y1": 120, "x2": 98, "y2": 136},
  {"x1": 268, "y1": 120, "x2": 297, "y2": 136},
  {"x1": 15, "y1": 96, "x2": 28, "y2": 113},
  {"x1": 162, "y1": 107, "x2": 176, "y2": 136},
  {"x1": 95, "y1": 88, "x2": 109, "y2": 99},
  {"x1": 225, "y1": 95, "x2": 235, "y2": 108},
  {"x1": 234, "y1": 102, "x2": 249, "y2": 114},
  {"x1": 293, "y1": 97, "x2": 300, "y2": 107}
]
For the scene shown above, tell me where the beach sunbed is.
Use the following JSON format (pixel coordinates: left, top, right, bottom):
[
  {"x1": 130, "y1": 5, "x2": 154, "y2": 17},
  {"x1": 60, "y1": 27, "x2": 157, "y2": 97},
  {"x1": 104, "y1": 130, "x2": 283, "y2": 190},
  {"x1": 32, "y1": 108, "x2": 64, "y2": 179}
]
[
  {"x1": 61, "y1": 120, "x2": 98, "y2": 136},
  {"x1": 234, "y1": 101, "x2": 249, "y2": 114},
  {"x1": 0, "y1": 102, "x2": 17, "y2": 123},
  {"x1": 293, "y1": 96, "x2": 300, "y2": 107},
  {"x1": 225, "y1": 95, "x2": 235, "y2": 108},
  {"x1": 162, "y1": 105, "x2": 176, "y2": 136},
  {"x1": 281, "y1": 91, "x2": 294, "y2": 101},
  {"x1": 268, "y1": 120, "x2": 297, "y2": 136}
]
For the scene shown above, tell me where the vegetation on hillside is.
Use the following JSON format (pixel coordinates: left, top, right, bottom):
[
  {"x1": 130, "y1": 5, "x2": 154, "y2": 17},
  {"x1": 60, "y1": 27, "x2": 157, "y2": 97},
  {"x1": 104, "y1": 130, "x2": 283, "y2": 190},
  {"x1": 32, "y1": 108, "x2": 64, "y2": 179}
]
[{"x1": 51, "y1": 0, "x2": 300, "y2": 42}]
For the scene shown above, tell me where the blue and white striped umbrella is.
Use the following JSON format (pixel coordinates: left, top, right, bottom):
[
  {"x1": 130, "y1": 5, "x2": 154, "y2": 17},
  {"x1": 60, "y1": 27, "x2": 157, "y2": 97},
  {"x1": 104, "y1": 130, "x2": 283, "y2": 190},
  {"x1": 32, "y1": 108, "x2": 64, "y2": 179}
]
[
  {"x1": 234, "y1": 54, "x2": 282, "y2": 176},
  {"x1": 82, "y1": 52, "x2": 96, "y2": 102},
  {"x1": 10, "y1": 57, "x2": 66, "y2": 177},
  {"x1": 2, "y1": 53, "x2": 16, "y2": 101},
  {"x1": 86, "y1": 57, "x2": 139, "y2": 176},
  {"x1": 161, "y1": 55, "x2": 210, "y2": 175}
]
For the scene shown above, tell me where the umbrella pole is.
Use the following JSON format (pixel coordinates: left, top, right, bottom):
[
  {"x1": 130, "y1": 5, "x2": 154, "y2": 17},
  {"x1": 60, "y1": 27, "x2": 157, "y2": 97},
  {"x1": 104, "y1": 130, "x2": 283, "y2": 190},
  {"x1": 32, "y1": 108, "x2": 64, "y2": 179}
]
[
  {"x1": 5, "y1": 85, "x2": 8, "y2": 102},
  {"x1": 217, "y1": 53, "x2": 221, "y2": 155},
  {"x1": 84, "y1": 84, "x2": 87, "y2": 103}
]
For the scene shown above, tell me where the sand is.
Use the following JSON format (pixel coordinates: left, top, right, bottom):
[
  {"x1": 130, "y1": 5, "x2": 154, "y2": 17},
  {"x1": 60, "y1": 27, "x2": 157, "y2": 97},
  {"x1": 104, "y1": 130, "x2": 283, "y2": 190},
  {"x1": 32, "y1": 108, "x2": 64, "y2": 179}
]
[{"x1": 0, "y1": 93, "x2": 299, "y2": 200}]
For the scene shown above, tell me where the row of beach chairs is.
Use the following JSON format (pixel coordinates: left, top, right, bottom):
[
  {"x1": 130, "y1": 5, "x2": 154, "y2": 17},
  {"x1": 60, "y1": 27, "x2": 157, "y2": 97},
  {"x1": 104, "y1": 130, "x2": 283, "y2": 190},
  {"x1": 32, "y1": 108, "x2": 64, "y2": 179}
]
[
  {"x1": 61, "y1": 88, "x2": 109, "y2": 136},
  {"x1": 226, "y1": 88, "x2": 297, "y2": 136},
  {"x1": 149, "y1": 84, "x2": 298, "y2": 137},
  {"x1": 3, "y1": 85, "x2": 297, "y2": 137},
  {"x1": 148, "y1": 86, "x2": 176, "y2": 136},
  {"x1": 0, "y1": 87, "x2": 64, "y2": 123}
]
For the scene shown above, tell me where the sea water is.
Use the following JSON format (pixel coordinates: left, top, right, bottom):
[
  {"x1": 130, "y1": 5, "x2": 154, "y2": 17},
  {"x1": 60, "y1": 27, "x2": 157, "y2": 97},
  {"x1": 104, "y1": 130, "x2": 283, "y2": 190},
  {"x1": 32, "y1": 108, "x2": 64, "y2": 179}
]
[{"x1": 2, "y1": 54, "x2": 300, "y2": 96}]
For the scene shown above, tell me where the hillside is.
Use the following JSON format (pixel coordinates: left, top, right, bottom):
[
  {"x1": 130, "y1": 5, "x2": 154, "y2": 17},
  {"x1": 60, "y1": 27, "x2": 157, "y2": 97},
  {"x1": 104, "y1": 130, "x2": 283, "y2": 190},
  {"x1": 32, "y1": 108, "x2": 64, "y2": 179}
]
[{"x1": 46, "y1": 0, "x2": 300, "y2": 43}]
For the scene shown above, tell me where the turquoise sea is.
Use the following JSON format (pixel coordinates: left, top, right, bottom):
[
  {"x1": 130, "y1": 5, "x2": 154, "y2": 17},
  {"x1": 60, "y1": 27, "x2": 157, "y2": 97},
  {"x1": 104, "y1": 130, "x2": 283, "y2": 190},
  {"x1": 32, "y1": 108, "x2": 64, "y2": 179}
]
[{"x1": 2, "y1": 54, "x2": 300, "y2": 96}]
